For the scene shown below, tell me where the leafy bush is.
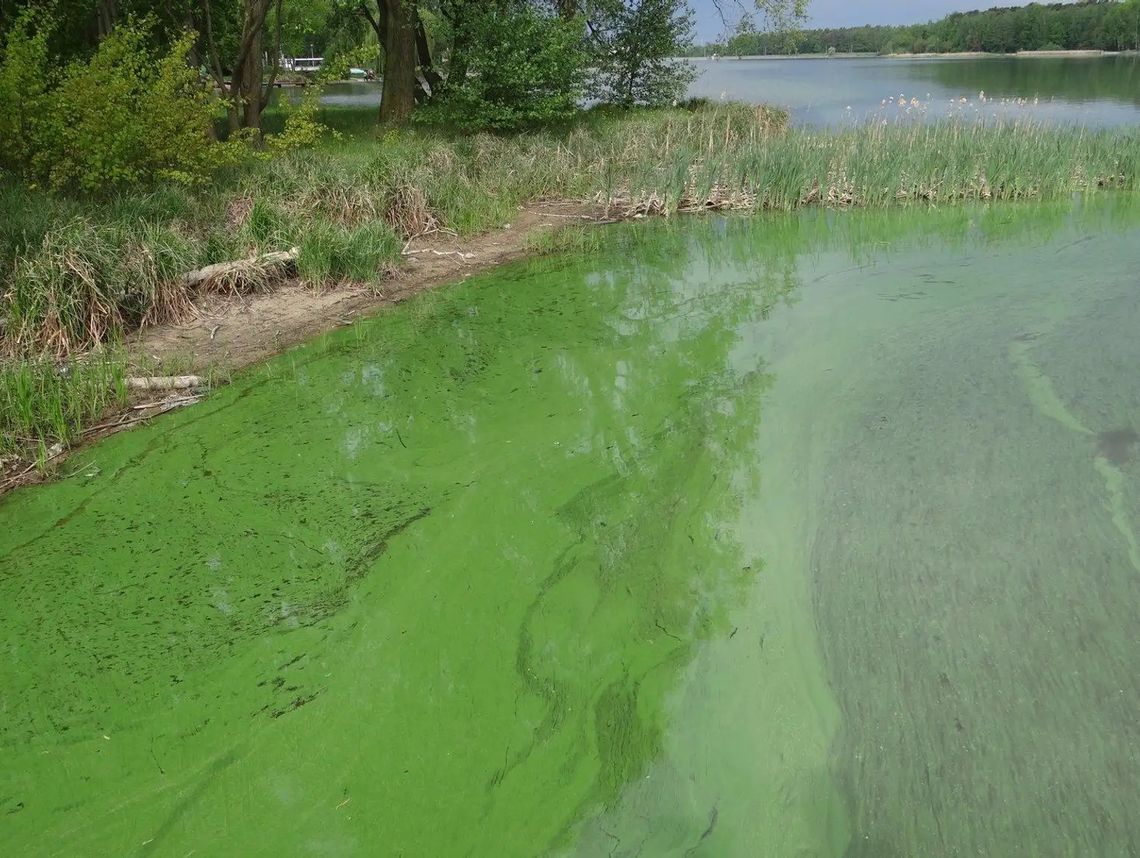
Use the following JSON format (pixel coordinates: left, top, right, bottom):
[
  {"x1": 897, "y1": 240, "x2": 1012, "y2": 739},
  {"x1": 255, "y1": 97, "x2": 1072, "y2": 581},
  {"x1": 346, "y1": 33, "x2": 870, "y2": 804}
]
[
  {"x1": 0, "y1": 16, "x2": 238, "y2": 193},
  {"x1": 0, "y1": 10, "x2": 51, "y2": 181},
  {"x1": 266, "y1": 88, "x2": 338, "y2": 152},
  {"x1": 319, "y1": 43, "x2": 379, "y2": 82},
  {"x1": 41, "y1": 25, "x2": 232, "y2": 191},
  {"x1": 418, "y1": 2, "x2": 587, "y2": 132}
]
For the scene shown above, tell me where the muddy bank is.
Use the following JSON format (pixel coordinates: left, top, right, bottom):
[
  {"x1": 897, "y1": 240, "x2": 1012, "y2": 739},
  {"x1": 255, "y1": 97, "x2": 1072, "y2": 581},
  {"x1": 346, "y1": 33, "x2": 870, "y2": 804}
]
[
  {"x1": 0, "y1": 201, "x2": 606, "y2": 496},
  {"x1": 134, "y1": 201, "x2": 605, "y2": 370}
]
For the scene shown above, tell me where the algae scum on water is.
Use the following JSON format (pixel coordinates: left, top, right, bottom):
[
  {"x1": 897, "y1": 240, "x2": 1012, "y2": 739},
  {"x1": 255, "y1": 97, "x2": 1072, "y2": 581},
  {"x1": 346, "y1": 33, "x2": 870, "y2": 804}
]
[{"x1": 3, "y1": 197, "x2": 1140, "y2": 856}]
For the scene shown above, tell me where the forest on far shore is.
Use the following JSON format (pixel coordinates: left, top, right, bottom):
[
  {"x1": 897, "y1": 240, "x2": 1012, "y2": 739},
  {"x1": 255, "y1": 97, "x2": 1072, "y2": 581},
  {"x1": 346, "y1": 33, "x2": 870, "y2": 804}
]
[{"x1": 689, "y1": 0, "x2": 1140, "y2": 56}]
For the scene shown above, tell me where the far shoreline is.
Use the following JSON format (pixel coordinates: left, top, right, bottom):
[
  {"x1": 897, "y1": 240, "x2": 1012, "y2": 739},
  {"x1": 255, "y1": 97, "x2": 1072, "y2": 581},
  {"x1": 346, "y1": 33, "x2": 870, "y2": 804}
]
[{"x1": 690, "y1": 49, "x2": 1134, "y2": 61}]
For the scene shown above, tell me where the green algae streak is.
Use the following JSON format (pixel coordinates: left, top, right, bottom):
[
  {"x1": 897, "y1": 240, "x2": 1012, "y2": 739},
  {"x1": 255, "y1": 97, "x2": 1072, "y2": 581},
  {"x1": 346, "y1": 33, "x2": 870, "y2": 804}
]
[{"x1": 4, "y1": 197, "x2": 1140, "y2": 856}]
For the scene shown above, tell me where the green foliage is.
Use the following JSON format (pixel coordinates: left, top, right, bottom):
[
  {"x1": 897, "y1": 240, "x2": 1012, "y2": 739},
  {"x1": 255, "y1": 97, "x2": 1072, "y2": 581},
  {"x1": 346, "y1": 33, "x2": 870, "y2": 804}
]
[
  {"x1": 266, "y1": 88, "x2": 339, "y2": 152},
  {"x1": 419, "y1": 1, "x2": 587, "y2": 131},
  {"x1": 0, "y1": 9, "x2": 50, "y2": 182},
  {"x1": 317, "y1": 53, "x2": 352, "y2": 83},
  {"x1": 42, "y1": 24, "x2": 230, "y2": 191},
  {"x1": 319, "y1": 42, "x2": 379, "y2": 81},
  {"x1": 591, "y1": 0, "x2": 698, "y2": 107},
  {"x1": 0, "y1": 16, "x2": 237, "y2": 193}
]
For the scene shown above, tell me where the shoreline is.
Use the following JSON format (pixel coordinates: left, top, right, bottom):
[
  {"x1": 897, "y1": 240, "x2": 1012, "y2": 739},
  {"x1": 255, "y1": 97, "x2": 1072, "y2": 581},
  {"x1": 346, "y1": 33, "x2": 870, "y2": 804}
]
[
  {"x1": 690, "y1": 49, "x2": 1130, "y2": 61},
  {"x1": 4, "y1": 107, "x2": 1138, "y2": 498},
  {"x1": 0, "y1": 200, "x2": 609, "y2": 497},
  {"x1": 890, "y1": 49, "x2": 1124, "y2": 59}
]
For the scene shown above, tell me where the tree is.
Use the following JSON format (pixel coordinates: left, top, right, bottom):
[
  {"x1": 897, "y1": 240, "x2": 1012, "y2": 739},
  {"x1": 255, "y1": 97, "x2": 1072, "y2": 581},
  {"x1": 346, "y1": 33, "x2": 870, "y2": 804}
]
[
  {"x1": 380, "y1": 0, "x2": 416, "y2": 121},
  {"x1": 591, "y1": 0, "x2": 697, "y2": 106},
  {"x1": 714, "y1": 0, "x2": 807, "y2": 52},
  {"x1": 421, "y1": 0, "x2": 586, "y2": 129},
  {"x1": 1108, "y1": 0, "x2": 1140, "y2": 52},
  {"x1": 753, "y1": 0, "x2": 808, "y2": 36},
  {"x1": 198, "y1": 0, "x2": 283, "y2": 133}
]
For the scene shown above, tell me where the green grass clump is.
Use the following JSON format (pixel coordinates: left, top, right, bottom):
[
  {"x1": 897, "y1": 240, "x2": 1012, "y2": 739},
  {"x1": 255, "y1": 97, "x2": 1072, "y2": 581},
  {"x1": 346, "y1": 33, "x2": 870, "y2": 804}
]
[
  {"x1": 523, "y1": 225, "x2": 606, "y2": 256},
  {"x1": 4, "y1": 217, "x2": 200, "y2": 356},
  {"x1": 297, "y1": 220, "x2": 400, "y2": 286},
  {"x1": 0, "y1": 351, "x2": 127, "y2": 459}
]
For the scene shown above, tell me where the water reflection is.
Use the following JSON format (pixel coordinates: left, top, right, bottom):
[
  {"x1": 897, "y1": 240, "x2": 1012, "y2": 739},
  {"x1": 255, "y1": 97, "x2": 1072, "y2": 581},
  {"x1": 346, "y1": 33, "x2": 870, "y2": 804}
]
[{"x1": 688, "y1": 55, "x2": 1140, "y2": 126}]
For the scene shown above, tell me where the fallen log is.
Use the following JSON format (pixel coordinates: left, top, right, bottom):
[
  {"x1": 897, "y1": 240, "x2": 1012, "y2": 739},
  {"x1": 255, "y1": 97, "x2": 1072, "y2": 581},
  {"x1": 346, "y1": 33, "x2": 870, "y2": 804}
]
[
  {"x1": 126, "y1": 376, "x2": 204, "y2": 391},
  {"x1": 180, "y1": 247, "x2": 299, "y2": 289}
]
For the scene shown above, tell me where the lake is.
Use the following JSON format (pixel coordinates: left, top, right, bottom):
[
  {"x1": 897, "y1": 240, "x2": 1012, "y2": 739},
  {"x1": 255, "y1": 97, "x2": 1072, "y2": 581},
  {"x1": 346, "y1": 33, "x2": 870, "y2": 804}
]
[
  {"x1": 689, "y1": 54, "x2": 1140, "y2": 126},
  {"x1": 4, "y1": 196, "x2": 1140, "y2": 855},
  {"x1": 306, "y1": 55, "x2": 1140, "y2": 128}
]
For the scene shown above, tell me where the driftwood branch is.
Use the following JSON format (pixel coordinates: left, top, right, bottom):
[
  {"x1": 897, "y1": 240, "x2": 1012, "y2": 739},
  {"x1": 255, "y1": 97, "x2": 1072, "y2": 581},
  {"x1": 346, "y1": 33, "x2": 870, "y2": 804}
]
[
  {"x1": 126, "y1": 376, "x2": 204, "y2": 392},
  {"x1": 180, "y1": 247, "x2": 299, "y2": 288}
]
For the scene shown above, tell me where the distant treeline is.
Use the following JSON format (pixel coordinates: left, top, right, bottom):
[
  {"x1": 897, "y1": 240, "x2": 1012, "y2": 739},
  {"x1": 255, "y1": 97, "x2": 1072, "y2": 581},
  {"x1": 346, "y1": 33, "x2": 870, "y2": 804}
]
[{"x1": 689, "y1": 1, "x2": 1140, "y2": 56}]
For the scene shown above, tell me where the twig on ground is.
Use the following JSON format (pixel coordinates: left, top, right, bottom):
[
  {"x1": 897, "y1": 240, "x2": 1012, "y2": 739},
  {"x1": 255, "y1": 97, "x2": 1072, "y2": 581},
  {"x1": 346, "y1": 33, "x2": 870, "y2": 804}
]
[{"x1": 130, "y1": 395, "x2": 200, "y2": 411}]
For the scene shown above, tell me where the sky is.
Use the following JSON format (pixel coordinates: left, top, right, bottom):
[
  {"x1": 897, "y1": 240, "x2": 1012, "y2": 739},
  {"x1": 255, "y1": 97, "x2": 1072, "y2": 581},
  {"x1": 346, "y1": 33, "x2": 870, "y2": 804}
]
[{"x1": 692, "y1": 1, "x2": 1011, "y2": 41}]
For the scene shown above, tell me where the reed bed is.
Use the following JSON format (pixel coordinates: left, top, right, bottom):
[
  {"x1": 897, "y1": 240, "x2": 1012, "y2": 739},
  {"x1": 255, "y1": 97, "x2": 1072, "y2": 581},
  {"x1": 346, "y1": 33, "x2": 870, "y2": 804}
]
[
  {"x1": 4, "y1": 104, "x2": 1136, "y2": 360},
  {"x1": 2, "y1": 102, "x2": 1138, "y2": 461}
]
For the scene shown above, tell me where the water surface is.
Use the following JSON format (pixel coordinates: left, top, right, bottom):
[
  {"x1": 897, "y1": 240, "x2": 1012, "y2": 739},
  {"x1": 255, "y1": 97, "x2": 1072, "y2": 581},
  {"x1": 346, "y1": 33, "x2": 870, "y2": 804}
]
[
  {"x1": 688, "y1": 55, "x2": 1140, "y2": 126},
  {"x1": 3, "y1": 198, "x2": 1140, "y2": 855}
]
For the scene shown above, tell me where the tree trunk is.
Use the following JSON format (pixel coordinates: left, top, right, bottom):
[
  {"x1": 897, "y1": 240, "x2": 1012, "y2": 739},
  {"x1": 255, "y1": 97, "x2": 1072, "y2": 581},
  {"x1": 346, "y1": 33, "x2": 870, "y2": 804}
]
[
  {"x1": 445, "y1": 27, "x2": 471, "y2": 96},
  {"x1": 415, "y1": 12, "x2": 442, "y2": 97},
  {"x1": 240, "y1": 25, "x2": 264, "y2": 130},
  {"x1": 200, "y1": 0, "x2": 273, "y2": 136},
  {"x1": 258, "y1": 0, "x2": 284, "y2": 113},
  {"x1": 380, "y1": 0, "x2": 417, "y2": 123},
  {"x1": 96, "y1": 0, "x2": 118, "y2": 37}
]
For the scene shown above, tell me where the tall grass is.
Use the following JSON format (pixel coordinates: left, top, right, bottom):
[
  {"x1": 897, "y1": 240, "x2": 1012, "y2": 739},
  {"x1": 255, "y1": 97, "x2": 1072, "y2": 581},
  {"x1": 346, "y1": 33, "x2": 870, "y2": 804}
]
[
  {"x1": 3, "y1": 102, "x2": 1138, "y2": 360},
  {"x1": 2, "y1": 101, "x2": 1139, "y2": 470},
  {"x1": 0, "y1": 351, "x2": 127, "y2": 459}
]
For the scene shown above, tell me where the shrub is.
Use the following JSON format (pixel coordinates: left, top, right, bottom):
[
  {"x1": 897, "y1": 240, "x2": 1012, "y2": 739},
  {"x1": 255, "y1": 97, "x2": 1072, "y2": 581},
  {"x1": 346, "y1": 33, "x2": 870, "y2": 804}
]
[
  {"x1": 0, "y1": 16, "x2": 238, "y2": 193},
  {"x1": 266, "y1": 88, "x2": 338, "y2": 152},
  {"x1": 0, "y1": 10, "x2": 51, "y2": 181},
  {"x1": 38, "y1": 24, "x2": 230, "y2": 192}
]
